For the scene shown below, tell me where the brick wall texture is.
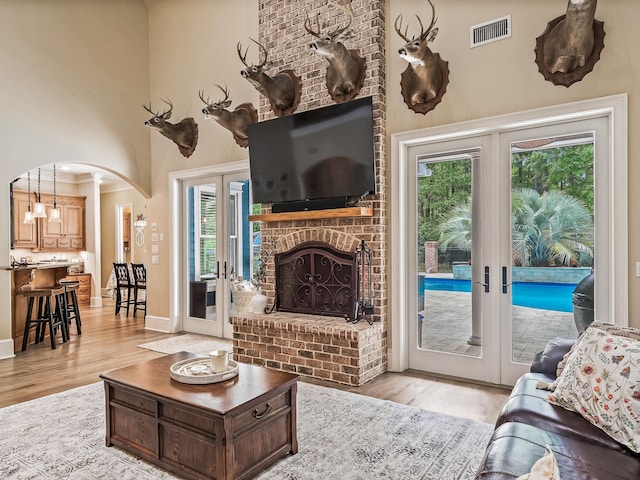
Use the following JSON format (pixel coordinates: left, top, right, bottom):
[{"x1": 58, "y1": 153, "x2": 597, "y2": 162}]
[{"x1": 235, "y1": 0, "x2": 387, "y2": 385}]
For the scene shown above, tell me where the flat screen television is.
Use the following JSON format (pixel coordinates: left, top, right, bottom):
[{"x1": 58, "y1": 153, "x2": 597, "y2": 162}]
[{"x1": 248, "y1": 96, "x2": 375, "y2": 212}]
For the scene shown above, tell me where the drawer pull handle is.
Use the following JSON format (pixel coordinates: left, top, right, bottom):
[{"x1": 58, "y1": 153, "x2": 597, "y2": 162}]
[{"x1": 253, "y1": 403, "x2": 272, "y2": 419}]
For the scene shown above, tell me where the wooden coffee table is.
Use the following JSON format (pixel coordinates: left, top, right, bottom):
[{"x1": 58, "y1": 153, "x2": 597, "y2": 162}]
[{"x1": 100, "y1": 352, "x2": 299, "y2": 480}]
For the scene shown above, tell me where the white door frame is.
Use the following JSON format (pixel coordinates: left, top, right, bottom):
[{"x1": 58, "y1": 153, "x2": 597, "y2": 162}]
[
  {"x1": 168, "y1": 160, "x2": 249, "y2": 334},
  {"x1": 114, "y1": 203, "x2": 133, "y2": 263},
  {"x1": 389, "y1": 94, "x2": 628, "y2": 378}
]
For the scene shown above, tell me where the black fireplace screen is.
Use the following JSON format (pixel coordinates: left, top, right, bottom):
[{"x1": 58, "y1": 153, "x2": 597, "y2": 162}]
[{"x1": 275, "y1": 241, "x2": 356, "y2": 317}]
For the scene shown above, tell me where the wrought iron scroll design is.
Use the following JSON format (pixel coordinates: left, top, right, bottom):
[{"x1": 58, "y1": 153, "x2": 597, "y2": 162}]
[{"x1": 275, "y1": 241, "x2": 356, "y2": 317}]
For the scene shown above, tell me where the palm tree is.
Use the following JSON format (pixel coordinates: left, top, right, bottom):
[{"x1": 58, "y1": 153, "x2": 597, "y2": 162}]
[{"x1": 439, "y1": 188, "x2": 593, "y2": 267}]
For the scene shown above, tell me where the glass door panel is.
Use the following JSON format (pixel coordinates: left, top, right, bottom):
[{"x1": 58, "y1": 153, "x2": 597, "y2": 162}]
[
  {"x1": 182, "y1": 172, "x2": 254, "y2": 339},
  {"x1": 184, "y1": 179, "x2": 223, "y2": 337},
  {"x1": 418, "y1": 153, "x2": 479, "y2": 357},
  {"x1": 499, "y1": 117, "x2": 607, "y2": 385},
  {"x1": 408, "y1": 134, "x2": 499, "y2": 384},
  {"x1": 508, "y1": 133, "x2": 594, "y2": 364}
]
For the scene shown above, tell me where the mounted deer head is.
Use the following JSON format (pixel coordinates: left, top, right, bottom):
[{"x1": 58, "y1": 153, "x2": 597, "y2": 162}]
[
  {"x1": 143, "y1": 99, "x2": 198, "y2": 158},
  {"x1": 535, "y1": 0, "x2": 604, "y2": 87},
  {"x1": 304, "y1": 0, "x2": 366, "y2": 103},
  {"x1": 237, "y1": 38, "x2": 301, "y2": 117},
  {"x1": 395, "y1": 0, "x2": 449, "y2": 114},
  {"x1": 199, "y1": 85, "x2": 257, "y2": 148}
]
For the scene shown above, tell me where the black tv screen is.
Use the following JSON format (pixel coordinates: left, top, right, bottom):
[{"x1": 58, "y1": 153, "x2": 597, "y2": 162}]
[{"x1": 248, "y1": 96, "x2": 375, "y2": 208}]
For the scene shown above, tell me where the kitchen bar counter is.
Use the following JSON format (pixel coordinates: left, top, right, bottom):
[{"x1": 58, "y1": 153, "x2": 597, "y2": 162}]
[{"x1": 8, "y1": 263, "x2": 79, "y2": 352}]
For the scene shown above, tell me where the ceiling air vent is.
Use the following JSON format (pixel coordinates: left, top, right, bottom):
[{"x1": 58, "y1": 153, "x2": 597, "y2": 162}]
[{"x1": 470, "y1": 15, "x2": 511, "y2": 48}]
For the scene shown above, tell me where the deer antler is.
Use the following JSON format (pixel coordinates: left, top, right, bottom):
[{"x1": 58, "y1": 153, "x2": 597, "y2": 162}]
[
  {"x1": 142, "y1": 102, "x2": 157, "y2": 116},
  {"x1": 328, "y1": 0, "x2": 353, "y2": 39},
  {"x1": 237, "y1": 41, "x2": 250, "y2": 67},
  {"x1": 395, "y1": 0, "x2": 437, "y2": 43},
  {"x1": 419, "y1": 0, "x2": 437, "y2": 41},
  {"x1": 394, "y1": 15, "x2": 412, "y2": 43},
  {"x1": 198, "y1": 90, "x2": 211, "y2": 105},
  {"x1": 157, "y1": 98, "x2": 173, "y2": 118},
  {"x1": 237, "y1": 39, "x2": 268, "y2": 69},
  {"x1": 304, "y1": 13, "x2": 322, "y2": 38},
  {"x1": 215, "y1": 84, "x2": 230, "y2": 103},
  {"x1": 249, "y1": 38, "x2": 268, "y2": 68},
  {"x1": 305, "y1": 1, "x2": 353, "y2": 39}
]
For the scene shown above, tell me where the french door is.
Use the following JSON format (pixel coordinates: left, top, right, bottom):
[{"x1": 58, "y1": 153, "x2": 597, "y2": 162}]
[
  {"x1": 396, "y1": 104, "x2": 623, "y2": 386},
  {"x1": 181, "y1": 172, "x2": 252, "y2": 339}
]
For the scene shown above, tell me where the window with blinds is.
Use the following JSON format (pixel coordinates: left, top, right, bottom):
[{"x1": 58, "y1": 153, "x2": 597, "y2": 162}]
[{"x1": 200, "y1": 190, "x2": 216, "y2": 276}]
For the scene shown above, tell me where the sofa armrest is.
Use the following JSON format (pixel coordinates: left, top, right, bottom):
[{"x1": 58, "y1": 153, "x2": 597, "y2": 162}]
[{"x1": 530, "y1": 337, "x2": 575, "y2": 378}]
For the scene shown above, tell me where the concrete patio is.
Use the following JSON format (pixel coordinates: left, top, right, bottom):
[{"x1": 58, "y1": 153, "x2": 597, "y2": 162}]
[{"x1": 419, "y1": 290, "x2": 577, "y2": 364}]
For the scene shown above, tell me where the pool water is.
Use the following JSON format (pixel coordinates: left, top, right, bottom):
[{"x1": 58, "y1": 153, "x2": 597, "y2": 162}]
[{"x1": 422, "y1": 278, "x2": 577, "y2": 312}]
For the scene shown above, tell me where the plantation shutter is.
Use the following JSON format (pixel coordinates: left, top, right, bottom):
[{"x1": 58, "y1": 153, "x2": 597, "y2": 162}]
[{"x1": 199, "y1": 191, "x2": 216, "y2": 276}]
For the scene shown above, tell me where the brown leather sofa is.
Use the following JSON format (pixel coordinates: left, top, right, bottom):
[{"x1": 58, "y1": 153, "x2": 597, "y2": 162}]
[{"x1": 474, "y1": 338, "x2": 640, "y2": 479}]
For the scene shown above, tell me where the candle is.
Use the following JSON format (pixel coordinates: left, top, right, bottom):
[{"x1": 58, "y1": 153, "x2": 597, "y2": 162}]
[{"x1": 209, "y1": 350, "x2": 229, "y2": 373}]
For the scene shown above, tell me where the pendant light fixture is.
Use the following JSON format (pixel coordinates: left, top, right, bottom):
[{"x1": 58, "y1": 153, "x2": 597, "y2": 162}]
[
  {"x1": 48, "y1": 164, "x2": 62, "y2": 223},
  {"x1": 23, "y1": 171, "x2": 35, "y2": 224},
  {"x1": 33, "y1": 168, "x2": 47, "y2": 218}
]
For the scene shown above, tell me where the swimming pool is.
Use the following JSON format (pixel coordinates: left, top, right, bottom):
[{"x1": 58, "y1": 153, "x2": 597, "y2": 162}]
[{"x1": 422, "y1": 277, "x2": 577, "y2": 312}]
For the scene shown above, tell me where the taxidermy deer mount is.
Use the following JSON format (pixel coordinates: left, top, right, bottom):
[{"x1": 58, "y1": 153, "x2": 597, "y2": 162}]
[
  {"x1": 237, "y1": 38, "x2": 301, "y2": 117},
  {"x1": 535, "y1": 0, "x2": 605, "y2": 87},
  {"x1": 395, "y1": 0, "x2": 449, "y2": 115},
  {"x1": 304, "y1": 0, "x2": 366, "y2": 103},
  {"x1": 199, "y1": 85, "x2": 257, "y2": 148},
  {"x1": 143, "y1": 99, "x2": 199, "y2": 158}
]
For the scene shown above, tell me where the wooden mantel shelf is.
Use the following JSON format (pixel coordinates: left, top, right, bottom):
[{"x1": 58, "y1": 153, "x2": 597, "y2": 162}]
[{"x1": 249, "y1": 207, "x2": 373, "y2": 222}]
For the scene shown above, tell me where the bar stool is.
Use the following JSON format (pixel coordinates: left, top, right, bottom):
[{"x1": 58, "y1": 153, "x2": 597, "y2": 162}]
[
  {"x1": 113, "y1": 262, "x2": 134, "y2": 316},
  {"x1": 60, "y1": 280, "x2": 82, "y2": 335},
  {"x1": 131, "y1": 263, "x2": 147, "y2": 318},
  {"x1": 20, "y1": 285, "x2": 69, "y2": 351}
]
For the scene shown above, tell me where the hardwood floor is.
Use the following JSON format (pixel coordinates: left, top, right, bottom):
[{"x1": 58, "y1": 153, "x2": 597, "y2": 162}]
[{"x1": 0, "y1": 304, "x2": 511, "y2": 423}]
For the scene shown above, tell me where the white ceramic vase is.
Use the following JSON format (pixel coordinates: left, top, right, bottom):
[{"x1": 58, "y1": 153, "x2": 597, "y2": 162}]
[{"x1": 250, "y1": 292, "x2": 268, "y2": 314}]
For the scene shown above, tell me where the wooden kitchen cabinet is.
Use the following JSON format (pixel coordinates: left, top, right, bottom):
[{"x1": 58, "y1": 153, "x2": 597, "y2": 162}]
[
  {"x1": 38, "y1": 193, "x2": 86, "y2": 250},
  {"x1": 63, "y1": 273, "x2": 91, "y2": 306},
  {"x1": 11, "y1": 190, "x2": 38, "y2": 249},
  {"x1": 11, "y1": 191, "x2": 86, "y2": 251}
]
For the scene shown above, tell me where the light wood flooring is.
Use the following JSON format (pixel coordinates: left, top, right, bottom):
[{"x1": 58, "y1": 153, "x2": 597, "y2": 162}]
[{"x1": 0, "y1": 304, "x2": 511, "y2": 423}]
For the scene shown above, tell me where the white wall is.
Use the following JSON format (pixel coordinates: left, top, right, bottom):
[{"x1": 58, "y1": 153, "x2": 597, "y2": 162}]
[{"x1": 0, "y1": 0, "x2": 151, "y2": 349}]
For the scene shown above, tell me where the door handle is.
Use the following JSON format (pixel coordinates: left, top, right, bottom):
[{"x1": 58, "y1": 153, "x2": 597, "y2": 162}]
[
  {"x1": 502, "y1": 266, "x2": 512, "y2": 294},
  {"x1": 215, "y1": 261, "x2": 220, "y2": 279},
  {"x1": 474, "y1": 266, "x2": 490, "y2": 293},
  {"x1": 222, "y1": 261, "x2": 227, "y2": 279}
]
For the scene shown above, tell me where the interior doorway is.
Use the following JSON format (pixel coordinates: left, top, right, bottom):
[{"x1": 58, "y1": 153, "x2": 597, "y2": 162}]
[{"x1": 115, "y1": 203, "x2": 132, "y2": 263}]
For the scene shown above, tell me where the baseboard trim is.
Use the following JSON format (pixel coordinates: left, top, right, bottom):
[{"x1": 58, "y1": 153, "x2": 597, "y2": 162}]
[
  {"x1": 145, "y1": 315, "x2": 171, "y2": 333},
  {"x1": 90, "y1": 296, "x2": 103, "y2": 308},
  {"x1": 0, "y1": 338, "x2": 16, "y2": 360}
]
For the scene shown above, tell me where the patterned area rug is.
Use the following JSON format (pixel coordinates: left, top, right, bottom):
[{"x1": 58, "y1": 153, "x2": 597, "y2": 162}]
[
  {"x1": 0, "y1": 381, "x2": 492, "y2": 479},
  {"x1": 137, "y1": 334, "x2": 233, "y2": 355}
]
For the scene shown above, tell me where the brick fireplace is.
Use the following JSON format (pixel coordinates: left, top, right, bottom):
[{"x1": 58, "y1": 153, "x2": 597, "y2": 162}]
[{"x1": 231, "y1": 0, "x2": 388, "y2": 386}]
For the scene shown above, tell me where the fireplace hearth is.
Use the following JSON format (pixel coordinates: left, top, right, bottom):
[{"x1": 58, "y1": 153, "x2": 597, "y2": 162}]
[{"x1": 274, "y1": 241, "x2": 356, "y2": 318}]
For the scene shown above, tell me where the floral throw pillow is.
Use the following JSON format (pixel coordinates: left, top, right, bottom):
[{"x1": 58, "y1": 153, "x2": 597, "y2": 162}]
[{"x1": 547, "y1": 327, "x2": 640, "y2": 453}]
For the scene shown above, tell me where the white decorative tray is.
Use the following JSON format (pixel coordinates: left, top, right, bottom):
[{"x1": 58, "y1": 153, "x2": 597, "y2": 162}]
[{"x1": 170, "y1": 357, "x2": 239, "y2": 385}]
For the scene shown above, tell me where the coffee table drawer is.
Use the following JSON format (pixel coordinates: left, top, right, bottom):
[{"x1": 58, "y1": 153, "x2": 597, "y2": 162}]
[
  {"x1": 160, "y1": 423, "x2": 217, "y2": 478},
  {"x1": 233, "y1": 390, "x2": 291, "y2": 433},
  {"x1": 112, "y1": 386, "x2": 155, "y2": 414},
  {"x1": 110, "y1": 405, "x2": 157, "y2": 456},
  {"x1": 161, "y1": 402, "x2": 217, "y2": 435},
  {"x1": 234, "y1": 408, "x2": 293, "y2": 479}
]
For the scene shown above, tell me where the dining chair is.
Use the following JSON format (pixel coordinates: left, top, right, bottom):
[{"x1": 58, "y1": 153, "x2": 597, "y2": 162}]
[
  {"x1": 113, "y1": 262, "x2": 134, "y2": 316},
  {"x1": 131, "y1": 263, "x2": 147, "y2": 318}
]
